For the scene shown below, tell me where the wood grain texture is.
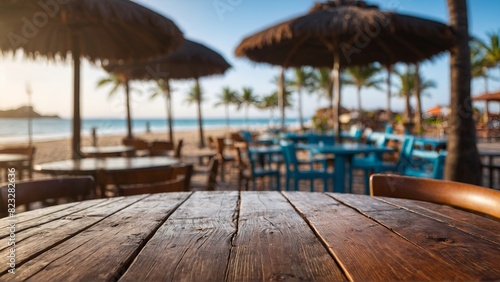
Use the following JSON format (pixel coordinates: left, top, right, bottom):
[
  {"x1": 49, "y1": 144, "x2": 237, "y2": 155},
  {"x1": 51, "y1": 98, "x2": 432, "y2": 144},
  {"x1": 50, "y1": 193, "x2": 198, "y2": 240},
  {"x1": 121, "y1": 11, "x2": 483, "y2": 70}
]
[
  {"x1": 333, "y1": 193, "x2": 500, "y2": 280},
  {"x1": 120, "y1": 191, "x2": 238, "y2": 282},
  {"x1": 0, "y1": 196, "x2": 147, "y2": 277},
  {"x1": 4, "y1": 193, "x2": 189, "y2": 281},
  {"x1": 226, "y1": 191, "x2": 346, "y2": 281},
  {"x1": 0, "y1": 198, "x2": 110, "y2": 238},
  {"x1": 285, "y1": 192, "x2": 477, "y2": 281},
  {"x1": 379, "y1": 196, "x2": 500, "y2": 244}
]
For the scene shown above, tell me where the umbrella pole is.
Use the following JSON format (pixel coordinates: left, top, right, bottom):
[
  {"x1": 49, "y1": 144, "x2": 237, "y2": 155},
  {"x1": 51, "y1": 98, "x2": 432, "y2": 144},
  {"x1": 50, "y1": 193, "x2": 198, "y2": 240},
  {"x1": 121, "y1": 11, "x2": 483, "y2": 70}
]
[
  {"x1": 125, "y1": 78, "x2": 133, "y2": 139},
  {"x1": 278, "y1": 67, "x2": 285, "y2": 130},
  {"x1": 331, "y1": 52, "x2": 342, "y2": 143},
  {"x1": 165, "y1": 79, "x2": 174, "y2": 143},
  {"x1": 195, "y1": 78, "x2": 205, "y2": 148},
  {"x1": 386, "y1": 65, "x2": 392, "y2": 124},
  {"x1": 72, "y1": 34, "x2": 82, "y2": 159}
]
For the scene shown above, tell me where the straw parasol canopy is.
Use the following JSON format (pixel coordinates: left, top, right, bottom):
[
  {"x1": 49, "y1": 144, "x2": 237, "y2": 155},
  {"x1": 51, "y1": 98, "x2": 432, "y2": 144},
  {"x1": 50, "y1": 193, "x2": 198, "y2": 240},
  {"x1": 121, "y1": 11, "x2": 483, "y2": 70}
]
[
  {"x1": 472, "y1": 91, "x2": 500, "y2": 102},
  {"x1": 104, "y1": 39, "x2": 231, "y2": 147},
  {"x1": 235, "y1": 0, "x2": 455, "y2": 139},
  {"x1": 0, "y1": 0, "x2": 184, "y2": 158}
]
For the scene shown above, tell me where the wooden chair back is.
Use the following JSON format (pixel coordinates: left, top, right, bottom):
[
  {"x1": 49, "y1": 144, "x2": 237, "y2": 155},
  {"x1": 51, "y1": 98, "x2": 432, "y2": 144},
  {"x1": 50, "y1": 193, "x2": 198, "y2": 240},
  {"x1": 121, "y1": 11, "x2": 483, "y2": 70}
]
[
  {"x1": 370, "y1": 174, "x2": 500, "y2": 219},
  {"x1": 118, "y1": 164, "x2": 193, "y2": 196},
  {"x1": 122, "y1": 138, "x2": 150, "y2": 151},
  {"x1": 149, "y1": 141, "x2": 174, "y2": 156},
  {"x1": 174, "y1": 139, "x2": 184, "y2": 159},
  {"x1": 207, "y1": 136, "x2": 216, "y2": 150},
  {"x1": 0, "y1": 146, "x2": 36, "y2": 179},
  {"x1": 206, "y1": 158, "x2": 219, "y2": 191},
  {"x1": 0, "y1": 176, "x2": 93, "y2": 214}
]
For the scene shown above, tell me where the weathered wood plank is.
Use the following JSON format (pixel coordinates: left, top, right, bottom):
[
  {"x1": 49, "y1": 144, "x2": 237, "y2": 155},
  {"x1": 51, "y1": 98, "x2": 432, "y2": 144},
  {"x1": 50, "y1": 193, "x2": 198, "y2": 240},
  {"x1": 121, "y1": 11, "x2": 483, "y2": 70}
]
[
  {"x1": 120, "y1": 191, "x2": 238, "y2": 282},
  {"x1": 226, "y1": 191, "x2": 346, "y2": 281},
  {"x1": 6, "y1": 192, "x2": 191, "y2": 281},
  {"x1": 332, "y1": 193, "x2": 500, "y2": 280},
  {"x1": 0, "y1": 194, "x2": 151, "y2": 277},
  {"x1": 285, "y1": 192, "x2": 478, "y2": 281},
  {"x1": 378, "y1": 196, "x2": 500, "y2": 244},
  {"x1": 0, "y1": 198, "x2": 110, "y2": 238}
]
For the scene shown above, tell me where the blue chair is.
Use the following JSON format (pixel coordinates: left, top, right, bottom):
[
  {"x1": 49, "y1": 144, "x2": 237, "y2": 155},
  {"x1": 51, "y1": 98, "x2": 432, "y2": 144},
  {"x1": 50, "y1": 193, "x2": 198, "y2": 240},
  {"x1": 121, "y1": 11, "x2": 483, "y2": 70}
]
[
  {"x1": 341, "y1": 126, "x2": 364, "y2": 143},
  {"x1": 306, "y1": 133, "x2": 335, "y2": 170},
  {"x1": 351, "y1": 136, "x2": 415, "y2": 194},
  {"x1": 234, "y1": 142, "x2": 281, "y2": 190},
  {"x1": 280, "y1": 142, "x2": 332, "y2": 192},
  {"x1": 402, "y1": 150, "x2": 447, "y2": 180},
  {"x1": 240, "y1": 131, "x2": 253, "y2": 143}
]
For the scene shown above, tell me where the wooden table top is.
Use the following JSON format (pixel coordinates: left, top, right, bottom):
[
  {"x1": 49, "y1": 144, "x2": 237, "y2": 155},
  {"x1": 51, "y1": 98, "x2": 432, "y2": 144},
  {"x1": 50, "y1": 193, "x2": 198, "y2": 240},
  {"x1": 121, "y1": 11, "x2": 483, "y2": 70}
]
[
  {"x1": 34, "y1": 156, "x2": 179, "y2": 174},
  {"x1": 2, "y1": 192, "x2": 498, "y2": 281},
  {"x1": 80, "y1": 145, "x2": 135, "y2": 154}
]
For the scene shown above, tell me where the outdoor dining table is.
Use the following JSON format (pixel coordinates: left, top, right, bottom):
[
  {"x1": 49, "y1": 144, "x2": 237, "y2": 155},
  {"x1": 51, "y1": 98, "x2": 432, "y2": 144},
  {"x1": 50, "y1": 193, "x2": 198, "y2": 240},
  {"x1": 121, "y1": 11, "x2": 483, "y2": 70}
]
[
  {"x1": 1, "y1": 191, "x2": 498, "y2": 281},
  {"x1": 80, "y1": 145, "x2": 135, "y2": 158},
  {"x1": 298, "y1": 144, "x2": 394, "y2": 192},
  {"x1": 34, "y1": 156, "x2": 179, "y2": 197}
]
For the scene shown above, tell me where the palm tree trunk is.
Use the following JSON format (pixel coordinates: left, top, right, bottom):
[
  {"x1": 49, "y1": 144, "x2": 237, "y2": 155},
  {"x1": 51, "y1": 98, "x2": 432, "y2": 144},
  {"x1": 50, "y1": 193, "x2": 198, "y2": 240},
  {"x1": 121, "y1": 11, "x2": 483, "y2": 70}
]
[
  {"x1": 332, "y1": 52, "x2": 342, "y2": 143},
  {"x1": 245, "y1": 105, "x2": 249, "y2": 129},
  {"x1": 195, "y1": 78, "x2": 205, "y2": 148},
  {"x1": 298, "y1": 87, "x2": 303, "y2": 129},
  {"x1": 414, "y1": 64, "x2": 423, "y2": 134},
  {"x1": 386, "y1": 65, "x2": 392, "y2": 124},
  {"x1": 445, "y1": 0, "x2": 481, "y2": 184},
  {"x1": 225, "y1": 105, "x2": 229, "y2": 129},
  {"x1": 278, "y1": 67, "x2": 286, "y2": 129},
  {"x1": 356, "y1": 85, "x2": 362, "y2": 116},
  {"x1": 165, "y1": 79, "x2": 174, "y2": 143},
  {"x1": 125, "y1": 78, "x2": 133, "y2": 140}
]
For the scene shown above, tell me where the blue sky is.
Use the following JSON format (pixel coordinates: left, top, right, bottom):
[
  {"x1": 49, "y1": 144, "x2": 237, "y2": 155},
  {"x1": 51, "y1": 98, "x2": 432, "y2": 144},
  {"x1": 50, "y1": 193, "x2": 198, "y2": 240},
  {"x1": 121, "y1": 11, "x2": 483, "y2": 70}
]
[{"x1": 1, "y1": 0, "x2": 499, "y2": 119}]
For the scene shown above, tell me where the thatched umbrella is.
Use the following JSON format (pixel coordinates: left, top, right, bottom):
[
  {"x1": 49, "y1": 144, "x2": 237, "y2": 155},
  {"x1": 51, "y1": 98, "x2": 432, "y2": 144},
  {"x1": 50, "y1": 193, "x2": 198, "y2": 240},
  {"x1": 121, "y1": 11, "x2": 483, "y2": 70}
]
[
  {"x1": 472, "y1": 91, "x2": 500, "y2": 122},
  {"x1": 104, "y1": 39, "x2": 231, "y2": 147},
  {"x1": 235, "y1": 0, "x2": 455, "y2": 139},
  {"x1": 0, "y1": 0, "x2": 183, "y2": 158}
]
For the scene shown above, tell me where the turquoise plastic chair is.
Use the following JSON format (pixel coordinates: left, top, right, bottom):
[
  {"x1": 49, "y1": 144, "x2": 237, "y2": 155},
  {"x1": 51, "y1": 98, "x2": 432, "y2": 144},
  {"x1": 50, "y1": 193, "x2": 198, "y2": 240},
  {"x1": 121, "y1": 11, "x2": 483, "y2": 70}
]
[
  {"x1": 238, "y1": 143, "x2": 281, "y2": 190},
  {"x1": 280, "y1": 142, "x2": 332, "y2": 192},
  {"x1": 402, "y1": 150, "x2": 447, "y2": 179},
  {"x1": 240, "y1": 131, "x2": 253, "y2": 143},
  {"x1": 306, "y1": 133, "x2": 335, "y2": 170},
  {"x1": 352, "y1": 136, "x2": 415, "y2": 194}
]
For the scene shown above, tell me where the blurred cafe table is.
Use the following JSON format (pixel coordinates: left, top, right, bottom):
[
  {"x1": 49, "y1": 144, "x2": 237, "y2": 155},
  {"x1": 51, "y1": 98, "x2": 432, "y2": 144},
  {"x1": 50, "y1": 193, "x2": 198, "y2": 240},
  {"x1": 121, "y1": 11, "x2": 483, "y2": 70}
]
[
  {"x1": 80, "y1": 145, "x2": 135, "y2": 158},
  {"x1": 34, "y1": 156, "x2": 179, "y2": 196},
  {"x1": 299, "y1": 144, "x2": 394, "y2": 193},
  {"x1": 1, "y1": 191, "x2": 498, "y2": 281}
]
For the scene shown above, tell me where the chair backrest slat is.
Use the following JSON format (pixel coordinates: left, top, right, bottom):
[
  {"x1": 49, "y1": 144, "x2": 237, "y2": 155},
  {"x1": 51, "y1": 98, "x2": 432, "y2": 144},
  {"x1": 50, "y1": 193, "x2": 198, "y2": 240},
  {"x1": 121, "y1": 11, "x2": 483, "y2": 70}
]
[
  {"x1": 0, "y1": 176, "x2": 93, "y2": 213},
  {"x1": 370, "y1": 174, "x2": 500, "y2": 219}
]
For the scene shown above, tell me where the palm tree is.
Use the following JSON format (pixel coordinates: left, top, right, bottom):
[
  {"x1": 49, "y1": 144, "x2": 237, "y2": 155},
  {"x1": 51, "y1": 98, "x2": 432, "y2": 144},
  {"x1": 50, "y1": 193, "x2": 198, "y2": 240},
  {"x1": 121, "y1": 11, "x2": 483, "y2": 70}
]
[
  {"x1": 445, "y1": 0, "x2": 481, "y2": 185},
  {"x1": 240, "y1": 87, "x2": 259, "y2": 128},
  {"x1": 259, "y1": 90, "x2": 292, "y2": 125},
  {"x1": 343, "y1": 64, "x2": 383, "y2": 116},
  {"x1": 476, "y1": 31, "x2": 500, "y2": 79},
  {"x1": 394, "y1": 65, "x2": 414, "y2": 124},
  {"x1": 260, "y1": 93, "x2": 278, "y2": 123},
  {"x1": 214, "y1": 86, "x2": 239, "y2": 129},
  {"x1": 394, "y1": 65, "x2": 437, "y2": 131},
  {"x1": 184, "y1": 82, "x2": 205, "y2": 148},
  {"x1": 471, "y1": 39, "x2": 490, "y2": 92},
  {"x1": 288, "y1": 67, "x2": 316, "y2": 128},
  {"x1": 96, "y1": 74, "x2": 134, "y2": 139},
  {"x1": 150, "y1": 79, "x2": 174, "y2": 142},
  {"x1": 315, "y1": 68, "x2": 333, "y2": 108}
]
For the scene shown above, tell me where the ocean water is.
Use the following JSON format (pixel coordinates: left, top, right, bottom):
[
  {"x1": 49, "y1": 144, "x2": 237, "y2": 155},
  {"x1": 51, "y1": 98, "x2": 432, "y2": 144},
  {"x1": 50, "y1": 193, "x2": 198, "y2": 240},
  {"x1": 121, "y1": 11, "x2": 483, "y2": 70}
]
[{"x1": 0, "y1": 117, "x2": 305, "y2": 144}]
